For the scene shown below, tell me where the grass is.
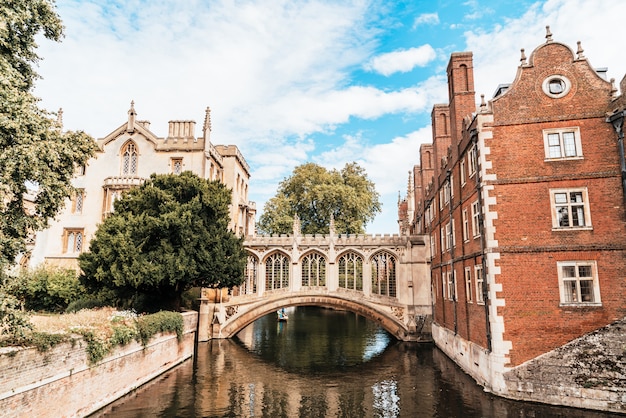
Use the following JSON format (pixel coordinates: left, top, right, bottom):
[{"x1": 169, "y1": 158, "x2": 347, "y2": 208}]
[{"x1": 30, "y1": 307, "x2": 136, "y2": 338}]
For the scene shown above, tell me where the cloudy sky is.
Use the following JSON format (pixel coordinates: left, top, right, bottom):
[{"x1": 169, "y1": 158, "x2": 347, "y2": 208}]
[{"x1": 34, "y1": 0, "x2": 626, "y2": 234}]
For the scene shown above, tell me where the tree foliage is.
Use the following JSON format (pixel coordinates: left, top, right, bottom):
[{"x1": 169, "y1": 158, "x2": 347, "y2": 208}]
[
  {"x1": 78, "y1": 172, "x2": 247, "y2": 311},
  {"x1": 3, "y1": 266, "x2": 84, "y2": 313},
  {"x1": 0, "y1": 0, "x2": 97, "y2": 269},
  {"x1": 258, "y1": 162, "x2": 381, "y2": 235}
]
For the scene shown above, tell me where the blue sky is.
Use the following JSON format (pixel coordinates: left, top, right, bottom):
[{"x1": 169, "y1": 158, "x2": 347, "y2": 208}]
[{"x1": 34, "y1": 0, "x2": 626, "y2": 233}]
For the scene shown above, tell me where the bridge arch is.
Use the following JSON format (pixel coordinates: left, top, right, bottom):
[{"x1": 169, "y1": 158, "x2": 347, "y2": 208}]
[
  {"x1": 261, "y1": 248, "x2": 291, "y2": 263},
  {"x1": 216, "y1": 293, "x2": 414, "y2": 341}
]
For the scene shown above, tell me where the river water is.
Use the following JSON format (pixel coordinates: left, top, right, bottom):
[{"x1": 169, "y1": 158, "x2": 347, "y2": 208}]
[{"x1": 91, "y1": 307, "x2": 619, "y2": 417}]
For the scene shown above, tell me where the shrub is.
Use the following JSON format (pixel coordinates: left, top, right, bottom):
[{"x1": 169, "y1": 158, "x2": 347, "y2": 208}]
[
  {"x1": 0, "y1": 291, "x2": 33, "y2": 346},
  {"x1": 135, "y1": 311, "x2": 184, "y2": 346},
  {"x1": 7, "y1": 266, "x2": 85, "y2": 313}
]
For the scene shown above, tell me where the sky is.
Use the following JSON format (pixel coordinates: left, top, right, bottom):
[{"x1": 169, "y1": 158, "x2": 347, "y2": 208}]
[{"x1": 34, "y1": 0, "x2": 626, "y2": 234}]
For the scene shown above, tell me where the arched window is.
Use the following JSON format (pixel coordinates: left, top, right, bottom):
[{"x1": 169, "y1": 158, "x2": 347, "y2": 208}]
[
  {"x1": 265, "y1": 252, "x2": 289, "y2": 290},
  {"x1": 243, "y1": 255, "x2": 258, "y2": 294},
  {"x1": 122, "y1": 141, "x2": 138, "y2": 175},
  {"x1": 301, "y1": 252, "x2": 326, "y2": 287},
  {"x1": 371, "y1": 251, "x2": 397, "y2": 297},
  {"x1": 338, "y1": 252, "x2": 363, "y2": 291}
]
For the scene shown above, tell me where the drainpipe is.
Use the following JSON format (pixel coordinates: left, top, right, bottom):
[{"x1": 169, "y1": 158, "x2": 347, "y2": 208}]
[
  {"x1": 472, "y1": 129, "x2": 492, "y2": 352},
  {"x1": 607, "y1": 110, "x2": 626, "y2": 203}
]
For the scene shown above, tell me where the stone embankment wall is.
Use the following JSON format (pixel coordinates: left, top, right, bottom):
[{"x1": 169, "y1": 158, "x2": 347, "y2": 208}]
[
  {"x1": 503, "y1": 316, "x2": 626, "y2": 414},
  {"x1": 0, "y1": 311, "x2": 197, "y2": 418}
]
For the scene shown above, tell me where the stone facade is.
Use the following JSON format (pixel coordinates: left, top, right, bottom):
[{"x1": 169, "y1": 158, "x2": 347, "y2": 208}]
[
  {"x1": 197, "y1": 219, "x2": 433, "y2": 342},
  {"x1": 25, "y1": 103, "x2": 256, "y2": 270},
  {"x1": 401, "y1": 28, "x2": 626, "y2": 412}
]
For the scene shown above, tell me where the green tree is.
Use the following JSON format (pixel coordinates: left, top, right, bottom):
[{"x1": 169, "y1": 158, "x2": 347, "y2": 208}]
[
  {"x1": 78, "y1": 172, "x2": 247, "y2": 311},
  {"x1": 258, "y1": 162, "x2": 381, "y2": 235},
  {"x1": 0, "y1": 0, "x2": 97, "y2": 270}
]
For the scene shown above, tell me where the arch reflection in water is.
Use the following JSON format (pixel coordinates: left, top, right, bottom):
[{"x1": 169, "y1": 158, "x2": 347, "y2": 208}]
[
  {"x1": 235, "y1": 306, "x2": 393, "y2": 373},
  {"x1": 90, "y1": 307, "x2": 624, "y2": 418}
]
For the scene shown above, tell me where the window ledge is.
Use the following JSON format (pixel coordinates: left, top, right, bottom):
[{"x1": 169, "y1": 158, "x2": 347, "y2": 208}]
[
  {"x1": 552, "y1": 226, "x2": 593, "y2": 232},
  {"x1": 544, "y1": 156, "x2": 584, "y2": 162},
  {"x1": 559, "y1": 302, "x2": 602, "y2": 308}
]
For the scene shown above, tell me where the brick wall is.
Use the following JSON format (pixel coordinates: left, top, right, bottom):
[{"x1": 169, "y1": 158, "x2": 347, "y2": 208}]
[{"x1": 0, "y1": 311, "x2": 197, "y2": 418}]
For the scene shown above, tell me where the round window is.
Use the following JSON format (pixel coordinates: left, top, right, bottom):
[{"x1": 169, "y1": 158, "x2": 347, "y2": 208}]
[{"x1": 542, "y1": 75, "x2": 571, "y2": 98}]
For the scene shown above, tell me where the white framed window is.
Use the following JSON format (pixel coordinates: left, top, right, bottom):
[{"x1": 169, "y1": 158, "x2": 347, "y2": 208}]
[
  {"x1": 468, "y1": 146, "x2": 477, "y2": 177},
  {"x1": 543, "y1": 127, "x2": 582, "y2": 160},
  {"x1": 446, "y1": 271, "x2": 456, "y2": 301},
  {"x1": 550, "y1": 188, "x2": 591, "y2": 229},
  {"x1": 542, "y1": 75, "x2": 571, "y2": 98},
  {"x1": 475, "y1": 264, "x2": 484, "y2": 304},
  {"x1": 464, "y1": 267, "x2": 472, "y2": 302},
  {"x1": 557, "y1": 261, "x2": 600, "y2": 305},
  {"x1": 460, "y1": 159, "x2": 466, "y2": 186},
  {"x1": 462, "y1": 209, "x2": 469, "y2": 242},
  {"x1": 430, "y1": 234, "x2": 436, "y2": 258},
  {"x1": 439, "y1": 189, "x2": 444, "y2": 210},
  {"x1": 471, "y1": 200, "x2": 481, "y2": 238}
]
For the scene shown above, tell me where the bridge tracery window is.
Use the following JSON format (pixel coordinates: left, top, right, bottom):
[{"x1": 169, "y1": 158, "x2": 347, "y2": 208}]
[
  {"x1": 371, "y1": 251, "x2": 397, "y2": 297},
  {"x1": 265, "y1": 252, "x2": 290, "y2": 290},
  {"x1": 338, "y1": 252, "x2": 363, "y2": 291},
  {"x1": 301, "y1": 252, "x2": 326, "y2": 287},
  {"x1": 243, "y1": 254, "x2": 258, "y2": 294}
]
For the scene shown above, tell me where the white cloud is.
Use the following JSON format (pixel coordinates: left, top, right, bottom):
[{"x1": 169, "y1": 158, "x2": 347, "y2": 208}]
[
  {"x1": 365, "y1": 45, "x2": 437, "y2": 76},
  {"x1": 413, "y1": 13, "x2": 439, "y2": 28}
]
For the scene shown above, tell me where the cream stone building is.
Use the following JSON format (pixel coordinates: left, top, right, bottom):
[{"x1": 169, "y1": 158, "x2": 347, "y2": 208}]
[{"x1": 26, "y1": 102, "x2": 255, "y2": 270}]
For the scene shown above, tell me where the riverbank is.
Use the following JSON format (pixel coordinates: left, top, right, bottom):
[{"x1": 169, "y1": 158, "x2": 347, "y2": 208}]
[{"x1": 0, "y1": 311, "x2": 197, "y2": 418}]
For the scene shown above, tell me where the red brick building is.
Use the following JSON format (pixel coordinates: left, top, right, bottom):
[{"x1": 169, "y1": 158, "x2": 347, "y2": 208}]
[{"x1": 404, "y1": 28, "x2": 626, "y2": 402}]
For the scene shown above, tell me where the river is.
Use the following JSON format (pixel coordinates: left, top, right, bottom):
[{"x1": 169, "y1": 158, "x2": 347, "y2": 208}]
[{"x1": 90, "y1": 306, "x2": 619, "y2": 417}]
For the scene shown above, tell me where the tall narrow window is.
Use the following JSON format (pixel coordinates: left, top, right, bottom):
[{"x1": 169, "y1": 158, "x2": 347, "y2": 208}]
[
  {"x1": 265, "y1": 252, "x2": 289, "y2": 290},
  {"x1": 475, "y1": 264, "x2": 484, "y2": 304},
  {"x1": 462, "y1": 209, "x2": 469, "y2": 242},
  {"x1": 243, "y1": 255, "x2": 258, "y2": 294},
  {"x1": 371, "y1": 251, "x2": 397, "y2": 297},
  {"x1": 72, "y1": 189, "x2": 85, "y2": 214},
  {"x1": 301, "y1": 252, "x2": 326, "y2": 287},
  {"x1": 468, "y1": 146, "x2": 477, "y2": 176},
  {"x1": 338, "y1": 252, "x2": 363, "y2": 291},
  {"x1": 122, "y1": 141, "x2": 138, "y2": 175},
  {"x1": 471, "y1": 200, "x2": 481, "y2": 238}
]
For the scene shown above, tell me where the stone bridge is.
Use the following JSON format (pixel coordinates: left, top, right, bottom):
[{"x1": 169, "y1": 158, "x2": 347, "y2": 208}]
[{"x1": 198, "y1": 229, "x2": 432, "y2": 342}]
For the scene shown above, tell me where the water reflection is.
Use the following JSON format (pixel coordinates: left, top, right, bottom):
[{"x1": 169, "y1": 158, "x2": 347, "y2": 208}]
[
  {"x1": 91, "y1": 307, "x2": 623, "y2": 418},
  {"x1": 236, "y1": 306, "x2": 392, "y2": 372}
]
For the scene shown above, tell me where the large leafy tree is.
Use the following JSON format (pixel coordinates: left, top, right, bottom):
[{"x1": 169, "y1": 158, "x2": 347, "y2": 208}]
[
  {"x1": 258, "y1": 162, "x2": 381, "y2": 235},
  {"x1": 78, "y1": 172, "x2": 247, "y2": 311},
  {"x1": 0, "y1": 0, "x2": 96, "y2": 269}
]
